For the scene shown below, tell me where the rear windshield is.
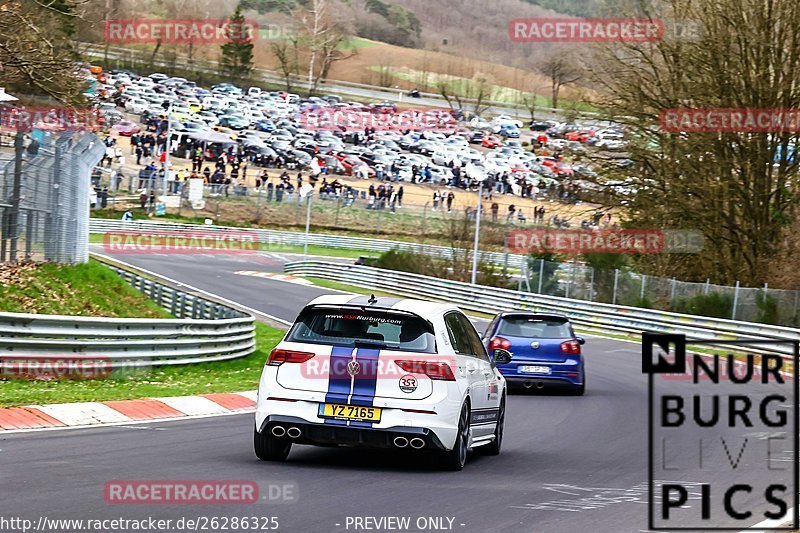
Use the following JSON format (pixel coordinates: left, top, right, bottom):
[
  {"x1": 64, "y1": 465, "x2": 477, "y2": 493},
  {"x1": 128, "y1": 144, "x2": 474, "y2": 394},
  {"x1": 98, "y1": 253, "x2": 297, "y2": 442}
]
[
  {"x1": 287, "y1": 307, "x2": 436, "y2": 353},
  {"x1": 497, "y1": 316, "x2": 572, "y2": 339}
]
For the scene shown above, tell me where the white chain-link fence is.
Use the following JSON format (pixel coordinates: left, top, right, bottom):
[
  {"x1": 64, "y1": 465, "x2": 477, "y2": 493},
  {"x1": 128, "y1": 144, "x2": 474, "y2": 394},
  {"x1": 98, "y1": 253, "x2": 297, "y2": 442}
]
[
  {"x1": 522, "y1": 258, "x2": 798, "y2": 327},
  {"x1": 0, "y1": 130, "x2": 104, "y2": 263}
]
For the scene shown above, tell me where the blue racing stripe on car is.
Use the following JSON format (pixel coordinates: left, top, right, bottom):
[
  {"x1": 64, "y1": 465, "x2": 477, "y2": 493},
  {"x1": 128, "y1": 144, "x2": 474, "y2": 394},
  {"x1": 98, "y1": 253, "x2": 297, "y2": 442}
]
[
  {"x1": 348, "y1": 348, "x2": 381, "y2": 428},
  {"x1": 323, "y1": 346, "x2": 353, "y2": 426}
]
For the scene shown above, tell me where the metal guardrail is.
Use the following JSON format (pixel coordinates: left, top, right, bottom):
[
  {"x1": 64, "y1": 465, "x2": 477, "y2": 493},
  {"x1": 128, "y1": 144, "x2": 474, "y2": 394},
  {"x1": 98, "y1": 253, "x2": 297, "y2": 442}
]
[
  {"x1": 88, "y1": 218, "x2": 526, "y2": 268},
  {"x1": 0, "y1": 261, "x2": 256, "y2": 368},
  {"x1": 283, "y1": 261, "x2": 800, "y2": 358}
]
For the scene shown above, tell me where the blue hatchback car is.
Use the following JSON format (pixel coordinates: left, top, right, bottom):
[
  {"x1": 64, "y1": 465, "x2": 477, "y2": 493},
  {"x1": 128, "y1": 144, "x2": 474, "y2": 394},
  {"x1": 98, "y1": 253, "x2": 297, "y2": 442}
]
[{"x1": 482, "y1": 312, "x2": 585, "y2": 395}]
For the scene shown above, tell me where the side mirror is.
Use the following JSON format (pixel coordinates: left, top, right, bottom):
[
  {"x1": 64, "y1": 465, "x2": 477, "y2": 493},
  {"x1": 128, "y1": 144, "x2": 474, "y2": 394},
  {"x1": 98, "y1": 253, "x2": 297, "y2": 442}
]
[
  {"x1": 493, "y1": 349, "x2": 513, "y2": 365},
  {"x1": 576, "y1": 337, "x2": 586, "y2": 345}
]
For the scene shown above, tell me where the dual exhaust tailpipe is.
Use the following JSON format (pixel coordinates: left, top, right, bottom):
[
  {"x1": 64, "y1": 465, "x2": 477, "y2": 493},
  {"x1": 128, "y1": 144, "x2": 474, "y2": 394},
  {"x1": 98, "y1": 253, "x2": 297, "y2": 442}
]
[
  {"x1": 394, "y1": 437, "x2": 425, "y2": 449},
  {"x1": 523, "y1": 381, "x2": 545, "y2": 390},
  {"x1": 271, "y1": 425, "x2": 301, "y2": 439}
]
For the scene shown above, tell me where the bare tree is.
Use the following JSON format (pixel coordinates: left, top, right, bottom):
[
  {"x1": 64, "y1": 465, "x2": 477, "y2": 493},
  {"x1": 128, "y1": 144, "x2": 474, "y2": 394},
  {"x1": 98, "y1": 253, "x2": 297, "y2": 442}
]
[
  {"x1": 588, "y1": 0, "x2": 800, "y2": 286},
  {"x1": 270, "y1": 37, "x2": 300, "y2": 92},
  {"x1": 0, "y1": 0, "x2": 87, "y2": 104},
  {"x1": 538, "y1": 51, "x2": 581, "y2": 109},
  {"x1": 295, "y1": 0, "x2": 354, "y2": 95}
]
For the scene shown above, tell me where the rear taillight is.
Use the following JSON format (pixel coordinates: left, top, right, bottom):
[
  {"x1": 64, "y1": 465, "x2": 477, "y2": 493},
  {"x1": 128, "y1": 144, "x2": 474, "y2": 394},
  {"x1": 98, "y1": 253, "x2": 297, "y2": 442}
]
[
  {"x1": 394, "y1": 360, "x2": 456, "y2": 381},
  {"x1": 489, "y1": 337, "x2": 511, "y2": 350},
  {"x1": 560, "y1": 341, "x2": 581, "y2": 354},
  {"x1": 267, "y1": 349, "x2": 315, "y2": 366}
]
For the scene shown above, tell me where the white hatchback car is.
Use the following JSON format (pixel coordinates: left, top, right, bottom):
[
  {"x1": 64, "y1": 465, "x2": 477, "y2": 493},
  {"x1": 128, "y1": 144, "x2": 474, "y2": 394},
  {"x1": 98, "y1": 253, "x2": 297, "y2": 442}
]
[{"x1": 255, "y1": 295, "x2": 508, "y2": 470}]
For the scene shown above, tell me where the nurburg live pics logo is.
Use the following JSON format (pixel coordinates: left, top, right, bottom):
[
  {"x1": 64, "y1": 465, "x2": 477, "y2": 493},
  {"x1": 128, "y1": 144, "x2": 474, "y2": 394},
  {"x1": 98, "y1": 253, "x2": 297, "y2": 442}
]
[{"x1": 642, "y1": 333, "x2": 799, "y2": 530}]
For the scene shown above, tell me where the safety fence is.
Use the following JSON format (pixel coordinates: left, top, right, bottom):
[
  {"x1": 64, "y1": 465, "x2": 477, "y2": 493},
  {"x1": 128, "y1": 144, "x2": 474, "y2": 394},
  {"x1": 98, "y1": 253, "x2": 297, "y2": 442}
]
[
  {"x1": 283, "y1": 260, "x2": 800, "y2": 358},
  {"x1": 0, "y1": 258, "x2": 256, "y2": 368},
  {"x1": 1, "y1": 130, "x2": 104, "y2": 264}
]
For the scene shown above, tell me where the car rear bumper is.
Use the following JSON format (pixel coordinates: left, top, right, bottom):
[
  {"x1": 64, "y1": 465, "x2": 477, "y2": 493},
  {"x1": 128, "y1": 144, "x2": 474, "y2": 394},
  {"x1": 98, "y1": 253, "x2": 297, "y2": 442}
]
[
  {"x1": 255, "y1": 395, "x2": 461, "y2": 450},
  {"x1": 257, "y1": 415, "x2": 448, "y2": 451},
  {"x1": 504, "y1": 374, "x2": 583, "y2": 387}
]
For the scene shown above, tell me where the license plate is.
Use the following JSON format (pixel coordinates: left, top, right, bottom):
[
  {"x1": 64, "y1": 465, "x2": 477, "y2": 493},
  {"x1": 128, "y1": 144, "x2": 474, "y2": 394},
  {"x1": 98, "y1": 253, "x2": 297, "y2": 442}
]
[
  {"x1": 520, "y1": 365, "x2": 551, "y2": 374},
  {"x1": 321, "y1": 403, "x2": 382, "y2": 422}
]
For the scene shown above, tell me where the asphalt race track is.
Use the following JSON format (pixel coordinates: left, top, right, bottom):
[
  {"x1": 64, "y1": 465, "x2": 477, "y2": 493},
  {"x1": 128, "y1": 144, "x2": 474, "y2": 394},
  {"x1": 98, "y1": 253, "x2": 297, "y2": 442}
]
[{"x1": 0, "y1": 248, "x2": 793, "y2": 533}]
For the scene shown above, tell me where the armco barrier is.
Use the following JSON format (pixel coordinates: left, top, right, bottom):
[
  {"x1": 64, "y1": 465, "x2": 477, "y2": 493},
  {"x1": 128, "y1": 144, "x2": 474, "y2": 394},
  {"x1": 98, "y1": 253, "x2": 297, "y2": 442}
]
[
  {"x1": 283, "y1": 260, "x2": 800, "y2": 358},
  {"x1": 89, "y1": 218, "x2": 525, "y2": 268},
  {"x1": 0, "y1": 261, "x2": 255, "y2": 368}
]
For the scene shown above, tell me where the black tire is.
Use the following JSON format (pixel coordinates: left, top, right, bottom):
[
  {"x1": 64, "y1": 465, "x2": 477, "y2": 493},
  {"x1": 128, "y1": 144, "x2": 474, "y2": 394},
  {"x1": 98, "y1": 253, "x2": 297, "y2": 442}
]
[
  {"x1": 440, "y1": 402, "x2": 470, "y2": 471},
  {"x1": 480, "y1": 395, "x2": 505, "y2": 456},
  {"x1": 569, "y1": 375, "x2": 586, "y2": 396},
  {"x1": 254, "y1": 427, "x2": 292, "y2": 461}
]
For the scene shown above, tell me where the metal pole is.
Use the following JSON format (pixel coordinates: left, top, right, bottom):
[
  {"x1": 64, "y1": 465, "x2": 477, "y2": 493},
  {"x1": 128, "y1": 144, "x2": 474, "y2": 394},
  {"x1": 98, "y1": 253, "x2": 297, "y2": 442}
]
[
  {"x1": 303, "y1": 192, "x2": 312, "y2": 255},
  {"x1": 612, "y1": 268, "x2": 619, "y2": 305},
  {"x1": 470, "y1": 180, "x2": 483, "y2": 285},
  {"x1": 704, "y1": 278, "x2": 710, "y2": 295},
  {"x1": 566, "y1": 260, "x2": 576, "y2": 299},
  {"x1": 670, "y1": 277, "x2": 677, "y2": 310},
  {"x1": 538, "y1": 258, "x2": 544, "y2": 294},
  {"x1": 640, "y1": 274, "x2": 646, "y2": 301},
  {"x1": 503, "y1": 241, "x2": 509, "y2": 278},
  {"x1": 9, "y1": 132, "x2": 23, "y2": 262},
  {"x1": 589, "y1": 268, "x2": 595, "y2": 302},
  {"x1": 731, "y1": 280, "x2": 740, "y2": 320},
  {"x1": 163, "y1": 104, "x2": 171, "y2": 197}
]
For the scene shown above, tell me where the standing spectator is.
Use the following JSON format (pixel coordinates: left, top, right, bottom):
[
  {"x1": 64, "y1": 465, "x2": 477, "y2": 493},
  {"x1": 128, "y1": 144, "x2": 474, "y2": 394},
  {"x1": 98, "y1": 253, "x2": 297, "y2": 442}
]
[
  {"x1": 507, "y1": 204, "x2": 516, "y2": 222},
  {"x1": 139, "y1": 191, "x2": 147, "y2": 209},
  {"x1": 446, "y1": 191, "x2": 455, "y2": 212},
  {"x1": 491, "y1": 202, "x2": 499, "y2": 222},
  {"x1": 130, "y1": 133, "x2": 139, "y2": 155},
  {"x1": 433, "y1": 190, "x2": 440, "y2": 211},
  {"x1": 397, "y1": 186, "x2": 404, "y2": 207}
]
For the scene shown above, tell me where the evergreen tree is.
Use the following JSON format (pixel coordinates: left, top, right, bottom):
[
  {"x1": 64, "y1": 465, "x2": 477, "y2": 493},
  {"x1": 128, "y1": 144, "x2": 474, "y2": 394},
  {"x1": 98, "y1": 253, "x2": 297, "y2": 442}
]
[{"x1": 220, "y1": 5, "x2": 255, "y2": 80}]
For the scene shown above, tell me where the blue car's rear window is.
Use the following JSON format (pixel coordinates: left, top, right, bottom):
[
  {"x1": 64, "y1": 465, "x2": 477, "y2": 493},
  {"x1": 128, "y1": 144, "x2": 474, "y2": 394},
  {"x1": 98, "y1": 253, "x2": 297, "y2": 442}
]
[{"x1": 498, "y1": 317, "x2": 571, "y2": 339}]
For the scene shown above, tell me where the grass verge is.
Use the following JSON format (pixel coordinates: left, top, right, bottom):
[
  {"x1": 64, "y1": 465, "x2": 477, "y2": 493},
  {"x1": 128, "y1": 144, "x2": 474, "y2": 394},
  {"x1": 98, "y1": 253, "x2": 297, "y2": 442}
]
[
  {"x1": 0, "y1": 261, "x2": 171, "y2": 318},
  {"x1": 0, "y1": 261, "x2": 287, "y2": 407}
]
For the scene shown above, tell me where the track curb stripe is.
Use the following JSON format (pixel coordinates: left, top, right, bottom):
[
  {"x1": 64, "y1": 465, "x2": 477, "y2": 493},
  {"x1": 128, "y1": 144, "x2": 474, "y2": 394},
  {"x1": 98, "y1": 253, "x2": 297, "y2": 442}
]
[{"x1": 0, "y1": 391, "x2": 257, "y2": 432}]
